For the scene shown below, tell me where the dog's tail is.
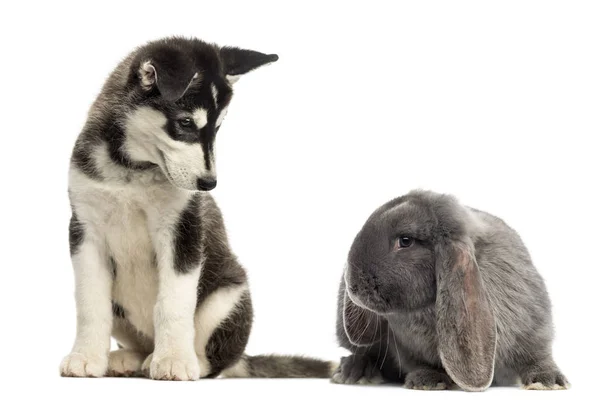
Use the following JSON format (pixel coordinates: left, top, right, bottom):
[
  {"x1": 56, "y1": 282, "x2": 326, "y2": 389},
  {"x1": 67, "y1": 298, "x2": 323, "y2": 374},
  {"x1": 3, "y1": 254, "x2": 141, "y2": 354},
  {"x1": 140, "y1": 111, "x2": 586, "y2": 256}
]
[{"x1": 220, "y1": 354, "x2": 338, "y2": 379}]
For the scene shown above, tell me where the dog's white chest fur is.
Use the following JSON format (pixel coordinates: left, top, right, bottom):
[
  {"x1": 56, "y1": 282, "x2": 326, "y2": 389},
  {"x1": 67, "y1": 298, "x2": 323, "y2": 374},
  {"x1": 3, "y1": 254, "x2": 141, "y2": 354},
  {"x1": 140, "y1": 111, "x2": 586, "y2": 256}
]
[
  {"x1": 107, "y1": 201, "x2": 158, "y2": 338},
  {"x1": 70, "y1": 169, "x2": 191, "y2": 340}
]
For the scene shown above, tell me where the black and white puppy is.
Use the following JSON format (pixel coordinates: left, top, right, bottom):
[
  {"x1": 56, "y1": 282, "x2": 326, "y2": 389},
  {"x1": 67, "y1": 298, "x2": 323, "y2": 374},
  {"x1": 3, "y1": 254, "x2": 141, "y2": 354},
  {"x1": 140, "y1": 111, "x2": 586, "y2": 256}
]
[{"x1": 61, "y1": 37, "x2": 334, "y2": 381}]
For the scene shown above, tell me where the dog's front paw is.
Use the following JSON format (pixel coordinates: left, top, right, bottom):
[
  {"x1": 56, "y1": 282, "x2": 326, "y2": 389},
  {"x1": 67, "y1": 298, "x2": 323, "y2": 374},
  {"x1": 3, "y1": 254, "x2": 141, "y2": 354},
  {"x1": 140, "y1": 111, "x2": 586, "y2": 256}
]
[
  {"x1": 522, "y1": 371, "x2": 570, "y2": 390},
  {"x1": 107, "y1": 350, "x2": 147, "y2": 377},
  {"x1": 405, "y1": 368, "x2": 452, "y2": 390},
  {"x1": 331, "y1": 354, "x2": 384, "y2": 385},
  {"x1": 149, "y1": 354, "x2": 200, "y2": 381},
  {"x1": 60, "y1": 352, "x2": 108, "y2": 378}
]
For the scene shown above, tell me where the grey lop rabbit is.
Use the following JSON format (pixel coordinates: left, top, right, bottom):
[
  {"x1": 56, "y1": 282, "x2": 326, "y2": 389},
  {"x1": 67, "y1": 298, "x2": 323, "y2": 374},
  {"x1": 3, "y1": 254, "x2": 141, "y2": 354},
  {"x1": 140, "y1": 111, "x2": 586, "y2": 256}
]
[{"x1": 333, "y1": 190, "x2": 568, "y2": 391}]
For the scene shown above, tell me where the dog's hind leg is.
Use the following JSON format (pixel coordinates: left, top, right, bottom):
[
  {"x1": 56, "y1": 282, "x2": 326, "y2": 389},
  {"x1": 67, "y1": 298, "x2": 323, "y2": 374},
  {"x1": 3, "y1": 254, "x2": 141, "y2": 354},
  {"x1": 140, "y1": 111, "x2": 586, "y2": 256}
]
[
  {"x1": 194, "y1": 285, "x2": 252, "y2": 377},
  {"x1": 107, "y1": 350, "x2": 147, "y2": 377},
  {"x1": 108, "y1": 317, "x2": 153, "y2": 377}
]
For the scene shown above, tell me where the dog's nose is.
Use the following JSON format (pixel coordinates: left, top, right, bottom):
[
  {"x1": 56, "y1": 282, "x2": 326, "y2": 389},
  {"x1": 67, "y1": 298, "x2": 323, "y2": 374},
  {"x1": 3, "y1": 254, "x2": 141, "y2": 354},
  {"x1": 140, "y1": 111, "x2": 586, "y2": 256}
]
[{"x1": 196, "y1": 177, "x2": 217, "y2": 191}]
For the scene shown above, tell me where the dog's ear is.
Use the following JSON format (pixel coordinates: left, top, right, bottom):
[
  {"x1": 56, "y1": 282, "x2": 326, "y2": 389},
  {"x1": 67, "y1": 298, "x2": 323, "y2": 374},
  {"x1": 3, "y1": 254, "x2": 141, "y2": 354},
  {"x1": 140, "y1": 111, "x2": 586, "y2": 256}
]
[
  {"x1": 435, "y1": 237, "x2": 497, "y2": 392},
  {"x1": 219, "y1": 46, "x2": 278, "y2": 84},
  {"x1": 138, "y1": 48, "x2": 198, "y2": 102}
]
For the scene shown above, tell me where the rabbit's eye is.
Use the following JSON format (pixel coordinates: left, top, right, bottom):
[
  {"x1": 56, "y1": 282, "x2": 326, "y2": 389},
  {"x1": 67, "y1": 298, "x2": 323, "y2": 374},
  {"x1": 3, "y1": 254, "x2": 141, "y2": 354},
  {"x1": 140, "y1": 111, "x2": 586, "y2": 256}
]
[{"x1": 395, "y1": 236, "x2": 414, "y2": 249}]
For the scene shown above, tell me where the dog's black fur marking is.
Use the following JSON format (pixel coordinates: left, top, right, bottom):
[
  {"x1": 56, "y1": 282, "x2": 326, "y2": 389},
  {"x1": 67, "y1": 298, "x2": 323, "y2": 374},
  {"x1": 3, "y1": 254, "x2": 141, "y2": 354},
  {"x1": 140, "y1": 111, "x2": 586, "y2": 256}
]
[
  {"x1": 196, "y1": 199, "x2": 248, "y2": 306},
  {"x1": 196, "y1": 258, "x2": 247, "y2": 307},
  {"x1": 69, "y1": 212, "x2": 84, "y2": 255},
  {"x1": 109, "y1": 256, "x2": 118, "y2": 279},
  {"x1": 104, "y1": 118, "x2": 156, "y2": 171},
  {"x1": 173, "y1": 193, "x2": 203, "y2": 274},
  {"x1": 71, "y1": 135, "x2": 103, "y2": 180},
  {"x1": 112, "y1": 302, "x2": 126, "y2": 319},
  {"x1": 203, "y1": 142, "x2": 213, "y2": 171}
]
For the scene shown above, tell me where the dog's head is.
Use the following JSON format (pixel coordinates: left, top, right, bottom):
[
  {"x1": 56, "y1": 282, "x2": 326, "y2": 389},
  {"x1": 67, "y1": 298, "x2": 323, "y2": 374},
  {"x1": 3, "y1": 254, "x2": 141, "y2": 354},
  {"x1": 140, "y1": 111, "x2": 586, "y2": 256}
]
[{"x1": 122, "y1": 37, "x2": 278, "y2": 191}]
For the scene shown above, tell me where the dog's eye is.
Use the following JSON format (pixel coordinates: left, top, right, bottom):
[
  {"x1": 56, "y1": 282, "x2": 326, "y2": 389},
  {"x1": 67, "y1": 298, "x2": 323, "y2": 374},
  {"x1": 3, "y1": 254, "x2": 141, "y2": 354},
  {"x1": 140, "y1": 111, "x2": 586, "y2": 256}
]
[
  {"x1": 178, "y1": 118, "x2": 193, "y2": 128},
  {"x1": 395, "y1": 236, "x2": 414, "y2": 249}
]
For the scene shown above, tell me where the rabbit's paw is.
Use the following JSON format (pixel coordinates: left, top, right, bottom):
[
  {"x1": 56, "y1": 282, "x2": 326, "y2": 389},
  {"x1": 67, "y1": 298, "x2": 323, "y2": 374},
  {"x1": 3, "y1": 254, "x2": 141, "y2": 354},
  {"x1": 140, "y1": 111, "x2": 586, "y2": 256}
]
[
  {"x1": 522, "y1": 370, "x2": 570, "y2": 390},
  {"x1": 405, "y1": 368, "x2": 452, "y2": 390},
  {"x1": 331, "y1": 354, "x2": 384, "y2": 385}
]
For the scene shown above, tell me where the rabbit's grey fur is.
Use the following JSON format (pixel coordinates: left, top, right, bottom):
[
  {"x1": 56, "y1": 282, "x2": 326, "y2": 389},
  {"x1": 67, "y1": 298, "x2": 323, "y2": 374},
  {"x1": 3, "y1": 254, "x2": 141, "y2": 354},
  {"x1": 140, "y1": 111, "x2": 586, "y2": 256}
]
[{"x1": 333, "y1": 190, "x2": 568, "y2": 391}]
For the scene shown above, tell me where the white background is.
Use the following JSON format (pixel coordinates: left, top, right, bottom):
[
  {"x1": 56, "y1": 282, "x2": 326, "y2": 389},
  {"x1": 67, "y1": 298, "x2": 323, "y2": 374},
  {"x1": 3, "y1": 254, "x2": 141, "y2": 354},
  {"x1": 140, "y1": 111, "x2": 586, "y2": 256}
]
[{"x1": 0, "y1": 1, "x2": 598, "y2": 402}]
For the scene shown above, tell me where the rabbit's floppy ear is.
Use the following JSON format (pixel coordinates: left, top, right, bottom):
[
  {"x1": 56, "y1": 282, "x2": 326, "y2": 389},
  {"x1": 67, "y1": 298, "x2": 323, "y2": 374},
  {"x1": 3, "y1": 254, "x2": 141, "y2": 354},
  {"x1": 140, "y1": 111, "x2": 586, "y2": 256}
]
[
  {"x1": 342, "y1": 291, "x2": 381, "y2": 346},
  {"x1": 435, "y1": 238, "x2": 496, "y2": 392}
]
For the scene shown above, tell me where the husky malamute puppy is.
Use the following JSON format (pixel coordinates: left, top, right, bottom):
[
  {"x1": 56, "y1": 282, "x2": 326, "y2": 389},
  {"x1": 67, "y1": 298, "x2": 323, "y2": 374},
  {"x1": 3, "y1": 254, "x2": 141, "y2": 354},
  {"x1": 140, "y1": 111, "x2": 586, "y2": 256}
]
[{"x1": 61, "y1": 37, "x2": 333, "y2": 381}]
